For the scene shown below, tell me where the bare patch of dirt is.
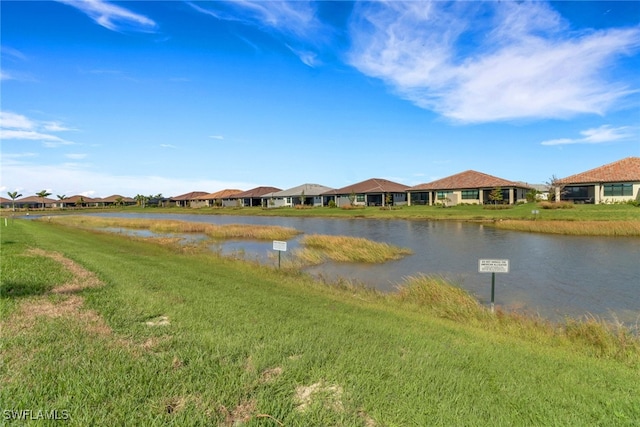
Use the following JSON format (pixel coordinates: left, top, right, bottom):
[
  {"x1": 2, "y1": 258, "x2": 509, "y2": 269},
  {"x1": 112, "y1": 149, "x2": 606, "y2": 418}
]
[
  {"x1": 260, "y1": 366, "x2": 283, "y2": 383},
  {"x1": 145, "y1": 315, "x2": 170, "y2": 326},
  {"x1": 295, "y1": 381, "x2": 344, "y2": 412},
  {"x1": 220, "y1": 399, "x2": 257, "y2": 426},
  {"x1": 26, "y1": 248, "x2": 103, "y2": 293}
]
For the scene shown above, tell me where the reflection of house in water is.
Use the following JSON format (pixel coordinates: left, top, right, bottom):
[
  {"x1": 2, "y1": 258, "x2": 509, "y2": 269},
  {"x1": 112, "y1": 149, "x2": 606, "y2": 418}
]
[{"x1": 556, "y1": 157, "x2": 640, "y2": 204}]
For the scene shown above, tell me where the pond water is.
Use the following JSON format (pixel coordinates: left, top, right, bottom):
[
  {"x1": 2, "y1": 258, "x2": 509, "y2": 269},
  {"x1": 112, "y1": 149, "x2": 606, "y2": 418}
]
[{"x1": 91, "y1": 212, "x2": 639, "y2": 323}]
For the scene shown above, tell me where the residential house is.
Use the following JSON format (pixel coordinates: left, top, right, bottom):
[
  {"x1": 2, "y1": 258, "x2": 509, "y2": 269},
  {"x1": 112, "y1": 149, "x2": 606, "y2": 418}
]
[
  {"x1": 227, "y1": 186, "x2": 281, "y2": 207},
  {"x1": 13, "y1": 195, "x2": 58, "y2": 209},
  {"x1": 98, "y1": 195, "x2": 136, "y2": 207},
  {"x1": 263, "y1": 183, "x2": 334, "y2": 208},
  {"x1": 322, "y1": 178, "x2": 409, "y2": 207},
  {"x1": 201, "y1": 189, "x2": 243, "y2": 207},
  {"x1": 407, "y1": 170, "x2": 532, "y2": 206},
  {"x1": 171, "y1": 191, "x2": 209, "y2": 208},
  {"x1": 60, "y1": 195, "x2": 99, "y2": 208},
  {"x1": 556, "y1": 157, "x2": 640, "y2": 204}
]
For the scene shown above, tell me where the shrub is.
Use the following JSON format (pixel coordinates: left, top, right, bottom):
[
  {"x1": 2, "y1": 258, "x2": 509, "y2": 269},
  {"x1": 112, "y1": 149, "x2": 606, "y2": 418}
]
[{"x1": 539, "y1": 201, "x2": 574, "y2": 209}]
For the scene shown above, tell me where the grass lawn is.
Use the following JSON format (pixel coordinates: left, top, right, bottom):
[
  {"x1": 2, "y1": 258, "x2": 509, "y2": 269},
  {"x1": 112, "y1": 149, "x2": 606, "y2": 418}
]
[{"x1": 1, "y1": 220, "x2": 639, "y2": 425}]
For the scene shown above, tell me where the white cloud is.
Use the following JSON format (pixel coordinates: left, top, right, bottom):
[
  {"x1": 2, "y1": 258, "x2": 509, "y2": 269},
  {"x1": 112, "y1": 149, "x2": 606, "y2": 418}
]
[
  {"x1": 209, "y1": 135, "x2": 224, "y2": 140},
  {"x1": 160, "y1": 144, "x2": 176, "y2": 149},
  {"x1": 348, "y1": 1, "x2": 640, "y2": 123},
  {"x1": 189, "y1": 1, "x2": 326, "y2": 66},
  {"x1": 1, "y1": 159, "x2": 257, "y2": 199},
  {"x1": 56, "y1": 0, "x2": 157, "y2": 33},
  {"x1": 541, "y1": 125, "x2": 636, "y2": 146},
  {"x1": 65, "y1": 153, "x2": 88, "y2": 160},
  {"x1": 0, "y1": 111, "x2": 75, "y2": 147}
]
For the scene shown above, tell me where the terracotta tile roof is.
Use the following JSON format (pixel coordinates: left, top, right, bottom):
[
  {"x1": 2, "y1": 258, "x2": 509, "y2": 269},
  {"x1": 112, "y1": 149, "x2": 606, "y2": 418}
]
[
  {"x1": 408, "y1": 170, "x2": 529, "y2": 191},
  {"x1": 16, "y1": 196, "x2": 58, "y2": 203},
  {"x1": 201, "y1": 189, "x2": 243, "y2": 200},
  {"x1": 60, "y1": 195, "x2": 98, "y2": 203},
  {"x1": 557, "y1": 157, "x2": 640, "y2": 184},
  {"x1": 324, "y1": 178, "x2": 409, "y2": 195},
  {"x1": 100, "y1": 194, "x2": 135, "y2": 203},
  {"x1": 171, "y1": 191, "x2": 209, "y2": 201},
  {"x1": 232, "y1": 186, "x2": 282, "y2": 198}
]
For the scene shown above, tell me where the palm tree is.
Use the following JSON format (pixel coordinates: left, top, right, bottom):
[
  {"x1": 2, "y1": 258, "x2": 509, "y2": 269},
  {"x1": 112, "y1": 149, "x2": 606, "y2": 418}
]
[
  {"x1": 36, "y1": 190, "x2": 52, "y2": 210},
  {"x1": 57, "y1": 194, "x2": 66, "y2": 209},
  {"x1": 7, "y1": 191, "x2": 22, "y2": 211}
]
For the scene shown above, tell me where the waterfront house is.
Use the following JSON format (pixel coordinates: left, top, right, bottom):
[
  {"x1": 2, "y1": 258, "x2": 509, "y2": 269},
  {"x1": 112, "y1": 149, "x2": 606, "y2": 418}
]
[
  {"x1": 201, "y1": 189, "x2": 243, "y2": 207},
  {"x1": 407, "y1": 170, "x2": 532, "y2": 206},
  {"x1": 171, "y1": 191, "x2": 209, "y2": 208},
  {"x1": 227, "y1": 186, "x2": 281, "y2": 207},
  {"x1": 263, "y1": 183, "x2": 334, "y2": 208},
  {"x1": 322, "y1": 178, "x2": 409, "y2": 207},
  {"x1": 555, "y1": 157, "x2": 640, "y2": 204}
]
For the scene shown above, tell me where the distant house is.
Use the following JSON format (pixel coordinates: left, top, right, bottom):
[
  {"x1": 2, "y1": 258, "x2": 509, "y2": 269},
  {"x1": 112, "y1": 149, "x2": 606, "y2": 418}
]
[
  {"x1": 60, "y1": 195, "x2": 99, "y2": 208},
  {"x1": 407, "y1": 170, "x2": 532, "y2": 206},
  {"x1": 98, "y1": 195, "x2": 136, "y2": 207},
  {"x1": 14, "y1": 195, "x2": 58, "y2": 209},
  {"x1": 171, "y1": 191, "x2": 209, "y2": 208},
  {"x1": 322, "y1": 178, "x2": 409, "y2": 207},
  {"x1": 201, "y1": 189, "x2": 243, "y2": 207},
  {"x1": 263, "y1": 183, "x2": 334, "y2": 208},
  {"x1": 556, "y1": 157, "x2": 640, "y2": 204},
  {"x1": 0, "y1": 197, "x2": 11, "y2": 209},
  {"x1": 227, "y1": 186, "x2": 281, "y2": 207}
]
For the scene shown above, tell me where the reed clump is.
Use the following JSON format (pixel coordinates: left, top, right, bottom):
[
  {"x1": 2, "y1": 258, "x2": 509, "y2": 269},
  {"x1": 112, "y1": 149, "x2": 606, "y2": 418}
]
[
  {"x1": 492, "y1": 220, "x2": 640, "y2": 236},
  {"x1": 41, "y1": 216, "x2": 301, "y2": 241},
  {"x1": 539, "y1": 201, "x2": 575, "y2": 209},
  {"x1": 391, "y1": 275, "x2": 639, "y2": 364},
  {"x1": 298, "y1": 234, "x2": 412, "y2": 263}
]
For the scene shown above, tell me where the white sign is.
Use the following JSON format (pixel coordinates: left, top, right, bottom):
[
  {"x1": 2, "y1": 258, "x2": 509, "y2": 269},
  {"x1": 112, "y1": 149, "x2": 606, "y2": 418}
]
[
  {"x1": 273, "y1": 240, "x2": 287, "y2": 251},
  {"x1": 478, "y1": 259, "x2": 510, "y2": 273}
]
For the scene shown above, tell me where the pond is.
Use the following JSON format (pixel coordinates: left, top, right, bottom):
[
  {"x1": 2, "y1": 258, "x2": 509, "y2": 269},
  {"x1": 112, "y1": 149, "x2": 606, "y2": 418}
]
[{"x1": 91, "y1": 212, "x2": 639, "y2": 323}]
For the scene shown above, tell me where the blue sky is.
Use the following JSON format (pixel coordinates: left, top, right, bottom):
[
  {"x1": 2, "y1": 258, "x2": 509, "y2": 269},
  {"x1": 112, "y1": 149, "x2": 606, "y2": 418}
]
[{"x1": 2, "y1": 0, "x2": 639, "y2": 198}]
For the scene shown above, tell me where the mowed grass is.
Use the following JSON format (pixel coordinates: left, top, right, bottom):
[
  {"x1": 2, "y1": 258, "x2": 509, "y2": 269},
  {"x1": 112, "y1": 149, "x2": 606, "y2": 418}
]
[
  {"x1": 1, "y1": 220, "x2": 639, "y2": 426},
  {"x1": 296, "y1": 234, "x2": 413, "y2": 264}
]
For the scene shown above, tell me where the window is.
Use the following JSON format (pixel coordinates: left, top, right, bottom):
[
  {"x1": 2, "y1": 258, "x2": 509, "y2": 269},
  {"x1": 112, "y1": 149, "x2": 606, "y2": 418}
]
[
  {"x1": 604, "y1": 184, "x2": 633, "y2": 197},
  {"x1": 356, "y1": 194, "x2": 365, "y2": 202},
  {"x1": 461, "y1": 190, "x2": 479, "y2": 200},
  {"x1": 436, "y1": 191, "x2": 452, "y2": 199}
]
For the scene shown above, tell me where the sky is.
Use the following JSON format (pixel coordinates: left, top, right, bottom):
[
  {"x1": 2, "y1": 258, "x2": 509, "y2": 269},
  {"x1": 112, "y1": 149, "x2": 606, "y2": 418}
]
[{"x1": 1, "y1": 0, "x2": 639, "y2": 199}]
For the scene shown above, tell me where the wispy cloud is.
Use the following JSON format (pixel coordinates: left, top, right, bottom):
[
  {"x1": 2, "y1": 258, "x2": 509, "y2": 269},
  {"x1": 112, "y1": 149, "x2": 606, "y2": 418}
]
[
  {"x1": 188, "y1": 1, "x2": 326, "y2": 67},
  {"x1": 160, "y1": 144, "x2": 177, "y2": 149},
  {"x1": 541, "y1": 125, "x2": 636, "y2": 146},
  {"x1": 0, "y1": 111, "x2": 75, "y2": 147},
  {"x1": 209, "y1": 135, "x2": 224, "y2": 140},
  {"x1": 65, "y1": 153, "x2": 88, "y2": 160},
  {"x1": 56, "y1": 0, "x2": 157, "y2": 33},
  {"x1": 348, "y1": 1, "x2": 640, "y2": 123}
]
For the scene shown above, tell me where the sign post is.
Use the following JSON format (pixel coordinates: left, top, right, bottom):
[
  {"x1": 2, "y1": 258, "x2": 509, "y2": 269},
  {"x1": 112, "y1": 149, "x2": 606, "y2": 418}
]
[
  {"x1": 273, "y1": 240, "x2": 287, "y2": 268},
  {"x1": 478, "y1": 259, "x2": 509, "y2": 313}
]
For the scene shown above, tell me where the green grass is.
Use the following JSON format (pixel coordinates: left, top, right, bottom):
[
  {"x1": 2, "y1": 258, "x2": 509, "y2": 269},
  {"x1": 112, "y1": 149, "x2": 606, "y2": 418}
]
[
  {"x1": 1, "y1": 220, "x2": 639, "y2": 426},
  {"x1": 296, "y1": 234, "x2": 413, "y2": 264}
]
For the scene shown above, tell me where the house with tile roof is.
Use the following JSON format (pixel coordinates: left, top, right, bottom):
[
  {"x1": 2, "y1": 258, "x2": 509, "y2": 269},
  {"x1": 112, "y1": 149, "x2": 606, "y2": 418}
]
[
  {"x1": 60, "y1": 195, "x2": 99, "y2": 207},
  {"x1": 263, "y1": 183, "x2": 334, "y2": 208},
  {"x1": 201, "y1": 189, "x2": 243, "y2": 207},
  {"x1": 556, "y1": 157, "x2": 640, "y2": 204},
  {"x1": 97, "y1": 195, "x2": 136, "y2": 206},
  {"x1": 171, "y1": 191, "x2": 209, "y2": 207},
  {"x1": 407, "y1": 170, "x2": 532, "y2": 206},
  {"x1": 322, "y1": 178, "x2": 409, "y2": 207},
  {"x1": 225, "y1": 186, "x2": 281, "y2": 207}
]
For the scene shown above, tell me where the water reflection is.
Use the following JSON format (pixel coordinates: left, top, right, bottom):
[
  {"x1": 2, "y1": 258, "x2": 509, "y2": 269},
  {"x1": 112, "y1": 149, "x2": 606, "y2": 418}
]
[{"x1": 92, "y1": 212, "x2": 639, "y2": 323}]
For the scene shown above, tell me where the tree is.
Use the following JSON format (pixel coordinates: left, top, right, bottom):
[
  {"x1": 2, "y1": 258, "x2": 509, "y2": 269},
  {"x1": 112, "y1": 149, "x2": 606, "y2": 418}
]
[
  {"x1": 385, "y1": 192, "x2": 392, "y2": 209},
  {"x1": 115, "y1": 197, "x2": 123, "y2": 207},
  {"x1": 7, "y1": 191, "x2": 22, "y2": 211},
  {"x1": 546, "y1": 175, "x2": 565, "y2": 202},
  {"x1": 36, "y1": 190, "x2": 52, "y2": 210},
  {"x1": 525, "y1": 189, "x2": 540, "y2": 203},
  {"x1": 299, "y1": 189, "x2": 305, "y2": 206},
  {"x1": 348, "y1": 191, "x2": 356, "y2": 206},
  {"x1": 135, "y1": 194, "x2": 148, "y2": 208},
  {"x1": 488, "y1": 187, "x2": 503, "y2": 205},
  {"x1": 57, "y1": 194, "x2": 66, "y2": 209}
]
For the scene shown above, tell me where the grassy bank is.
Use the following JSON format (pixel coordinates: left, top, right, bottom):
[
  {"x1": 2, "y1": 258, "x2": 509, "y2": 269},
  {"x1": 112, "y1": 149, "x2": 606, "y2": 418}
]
[{"x1": 2, "y1": 220, "x2": 639, "y2": 425}]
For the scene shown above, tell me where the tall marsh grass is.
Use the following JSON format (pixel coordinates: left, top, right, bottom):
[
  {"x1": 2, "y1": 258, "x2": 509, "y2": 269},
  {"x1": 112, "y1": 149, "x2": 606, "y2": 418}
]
[
  {"x1": 298, "y1": 234, "x2": 412, "y2": 263},
  {"x1": 40, "y1": 215, "x2": 301, "y2": 240},
  {"x1": 393, "y1": 275, "x2": 640, "y2": 364},
  {"x1": 492, "y1": 219, "x2": 640, "y2": 236}
]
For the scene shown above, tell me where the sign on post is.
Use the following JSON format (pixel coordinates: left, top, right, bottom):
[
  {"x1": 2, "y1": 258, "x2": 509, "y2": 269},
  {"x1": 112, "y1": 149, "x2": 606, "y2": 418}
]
[
  {"x1": 273, "y1": 241, "x2": 287, "y2": 268},
  {"x1": 478, "y1": 259, "x2": 509, "y2": 273},
  {"x1": 478, "y1": 259, "x2": 510, "y2": 313}
]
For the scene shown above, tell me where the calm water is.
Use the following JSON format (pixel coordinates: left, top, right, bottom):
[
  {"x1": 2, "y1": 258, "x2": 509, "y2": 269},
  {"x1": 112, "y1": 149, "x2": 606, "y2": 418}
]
[{"x1": 92, "y1": 213, "x2": 639, "y2": 323}]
